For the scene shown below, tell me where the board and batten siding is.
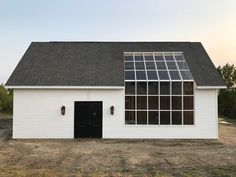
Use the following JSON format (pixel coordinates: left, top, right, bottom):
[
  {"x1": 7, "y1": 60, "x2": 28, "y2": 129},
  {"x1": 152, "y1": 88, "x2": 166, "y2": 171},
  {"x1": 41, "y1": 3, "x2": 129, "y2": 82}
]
[{"x1": 13, "y1": 88, "x2": 218, "y2": 139}]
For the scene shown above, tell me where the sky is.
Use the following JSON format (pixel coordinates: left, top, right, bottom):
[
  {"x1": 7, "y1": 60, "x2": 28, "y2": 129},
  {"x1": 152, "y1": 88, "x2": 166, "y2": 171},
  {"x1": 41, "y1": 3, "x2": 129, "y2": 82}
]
[{"x1": 0, "y1": 0, "x2": 236, "y2": 84}]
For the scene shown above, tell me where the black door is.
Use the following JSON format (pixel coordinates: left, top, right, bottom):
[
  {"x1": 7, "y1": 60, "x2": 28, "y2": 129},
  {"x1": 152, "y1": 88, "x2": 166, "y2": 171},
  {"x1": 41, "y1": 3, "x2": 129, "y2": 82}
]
[{"x1": 74, "y1": 101, "x2": 102, "y2": 138}]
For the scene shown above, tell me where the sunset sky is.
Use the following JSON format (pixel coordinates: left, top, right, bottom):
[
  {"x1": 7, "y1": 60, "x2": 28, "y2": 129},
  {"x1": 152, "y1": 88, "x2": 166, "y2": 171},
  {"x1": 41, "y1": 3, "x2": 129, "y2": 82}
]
[{"x1": 0, "y1": 0, "x2": 235, "y2": 84}]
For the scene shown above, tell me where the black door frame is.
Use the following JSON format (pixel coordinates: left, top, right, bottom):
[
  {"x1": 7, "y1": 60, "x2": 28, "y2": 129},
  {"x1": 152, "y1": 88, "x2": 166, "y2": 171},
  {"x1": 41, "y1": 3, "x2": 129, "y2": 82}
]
[{"x1": 74, "y1": 101, "x2": 103, "y2": 139}]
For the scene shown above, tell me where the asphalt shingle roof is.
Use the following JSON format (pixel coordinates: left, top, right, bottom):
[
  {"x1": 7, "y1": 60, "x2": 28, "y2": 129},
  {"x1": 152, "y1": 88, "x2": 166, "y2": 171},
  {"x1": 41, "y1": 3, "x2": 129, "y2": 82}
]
[{"x1": 6, "y1": 42, "x2": 225, "y2": 87}]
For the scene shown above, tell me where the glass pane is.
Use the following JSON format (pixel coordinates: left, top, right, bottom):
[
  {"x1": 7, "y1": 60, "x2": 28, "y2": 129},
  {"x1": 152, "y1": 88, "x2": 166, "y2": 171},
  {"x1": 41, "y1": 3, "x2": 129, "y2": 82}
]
[
  {"x1": 184, "y1": 111, "x2": 194, "y2": 125},
  {"x1": 148, "y1": 96, "x2": 158, "y2": 109},
  {"x1": 146, "y1": 62, "x2": 156, "y2": 70},
  {"x1": 144, "y1": 55, "x2": 154, "y2": 61},
  {"x1": 125, "y1": 111, "x2": 135, "y2": 124},
  {"x1": 174, "y1": 54, "x2": 184, "y2": 61},
  {"x1": 160, "y1": 111, "x2": 170, "y2": 125},
  {"x1": 125, "y1": 96, "x2": 135, "y2": 109},
  {"x1": 177, "y1": 62, "x2": 189, "y2": 70},
  {"x1": 160, "y1": 82, "x2": 170, "y2": 95},
  {"x1": 134, "y1": 55, "x2": 143, "y2": 61},
  {"x1": 160, "y1": 96, "x2": 170, "y2": 110},
  {"x1": 137, "y1": 111, "x2": 147, "y2": 124},
  {"x1": 172, "y1": 111, "x2": 182, "y2": 125},
  {"x1": 137, "y1": 96, "x2": 147, "y2": 109},
  {"x1": 125, "y1": 71, "x2": 135, "y2": 80},
  {"x1": 172, "y1": 96, "x2": 182, "y2": 110},
  {"x1": 124, "y1": 55, "x2": 133, "y2": 61},
  {"x1": 148, "y1": 82, "x2": 158, "y2": 95},
  {"x1": 148, "y1": 111, "x2": 159, "y2": 124},
  {"x1": 166, "y1": 62, "x2": 177, "y2": 69},
  {"x1": 135, "y1": 62, "x2": 145, "y2": 70},
  {"x1": 164, "y1": 54, "x2": 174, "y2": 61},
  {"x1": 125, "y1": 82, "x2": 135, "y2": 95},
  {"x1": 158, "y1": 71, "x2": 169, "y2": 80},
  {"x1": 125, "y1": 62, "x2": 134, "y2": 70},
  {"x1": 184, "y1": 82, "x2": 194, "y2": 95},
  {"x1": 181, "y1": 71, "x2": 193, "y2": 80},
  {"x1": 137, "y1": 82, "x2": 147, "y2": 94},
  {"x1": 184, "y1": 96, "x2": 194, "y2": 110},
  {"x1": 169, "y1": 71, "x2": 181, "y2": 80},
  {"x1": 136, "y1": 71, "x2": 146, "y2": 80},
  {"x1": 154, "y1": 54, "x2": 164, "y2": 61},
  {"x1": 172, "y1": 82, "x2": 182, "y2": 95},
  {"x1": 156, "y1": 62, "x2": 166, "y2": 70},
  {"x1": 147, "y1": 71, "x2": 158, "y2": 80}
]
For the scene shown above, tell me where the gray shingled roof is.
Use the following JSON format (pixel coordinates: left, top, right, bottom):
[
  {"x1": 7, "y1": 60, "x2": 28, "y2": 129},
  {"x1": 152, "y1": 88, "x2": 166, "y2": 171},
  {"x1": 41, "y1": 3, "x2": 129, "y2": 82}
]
[{"x1": 6, "y1": 42, "x2": 225, "y2": 87}]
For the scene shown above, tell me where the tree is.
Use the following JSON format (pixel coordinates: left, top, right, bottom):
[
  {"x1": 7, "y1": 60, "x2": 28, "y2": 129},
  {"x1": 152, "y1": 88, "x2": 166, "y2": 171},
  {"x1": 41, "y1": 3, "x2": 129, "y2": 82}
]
[
  {"x1": 0, "y1": 84, "x2": 13, "y2": 113},
  {"x1": 217, "y1": 64, "x2": 236, "y2": 119}
]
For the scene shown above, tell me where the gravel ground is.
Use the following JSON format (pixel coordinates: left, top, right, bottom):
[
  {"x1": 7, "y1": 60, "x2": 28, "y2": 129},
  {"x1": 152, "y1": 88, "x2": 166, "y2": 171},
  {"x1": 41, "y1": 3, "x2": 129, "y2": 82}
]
[{"x1": 0, "y1": 118, "x2": 235, "y2": 177}]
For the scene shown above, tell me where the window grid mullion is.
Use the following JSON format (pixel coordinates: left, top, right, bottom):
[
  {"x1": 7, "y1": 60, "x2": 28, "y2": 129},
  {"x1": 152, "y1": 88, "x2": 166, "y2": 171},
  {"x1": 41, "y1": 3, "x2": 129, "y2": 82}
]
[
  {"x1": 173, "y1": 53, "x2": 183, "y2": 81},
  {"x1": 153, "y1": 53, "x2": 159, "y2": 80},
  {"x1": 162, "y1": 53, "x2": 171, "y2": 80}
]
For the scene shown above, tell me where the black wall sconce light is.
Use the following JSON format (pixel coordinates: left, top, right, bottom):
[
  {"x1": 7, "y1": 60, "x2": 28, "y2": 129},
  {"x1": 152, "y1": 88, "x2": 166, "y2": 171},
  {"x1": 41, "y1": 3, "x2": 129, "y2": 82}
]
[
  {"x1": 110, "y1": 106, "x2": 114, "y2": 115},
  {"x1": 61, "y1": 106, "x2": 65, "y2": 115}
]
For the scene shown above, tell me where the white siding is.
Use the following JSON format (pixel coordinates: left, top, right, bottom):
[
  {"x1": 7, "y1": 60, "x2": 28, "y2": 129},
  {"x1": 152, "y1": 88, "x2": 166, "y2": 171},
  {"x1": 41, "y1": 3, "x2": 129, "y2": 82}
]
[
  {"x1": 13, "y1": 88, "x2": 218, "y2": 139},
  {"x1": 13, "y1": 89, "x2": 124, "y2": 138}
]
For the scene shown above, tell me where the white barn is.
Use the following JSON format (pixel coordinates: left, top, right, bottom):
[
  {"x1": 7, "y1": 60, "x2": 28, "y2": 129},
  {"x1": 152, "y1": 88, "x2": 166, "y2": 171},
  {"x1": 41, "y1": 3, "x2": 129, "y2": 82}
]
[{"x1": 6, "y1": 42, "x2": 226, "y2": 139}]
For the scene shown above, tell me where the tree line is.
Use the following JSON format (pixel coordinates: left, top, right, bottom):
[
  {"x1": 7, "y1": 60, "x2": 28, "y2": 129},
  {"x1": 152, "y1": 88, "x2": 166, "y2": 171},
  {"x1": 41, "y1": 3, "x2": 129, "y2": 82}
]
[
  {"x1": 0, "y1": 63, "x2": 235, "y2": 118},
  {"x1": 217, "y1": 63, "x2": 236, "y2": 119}
]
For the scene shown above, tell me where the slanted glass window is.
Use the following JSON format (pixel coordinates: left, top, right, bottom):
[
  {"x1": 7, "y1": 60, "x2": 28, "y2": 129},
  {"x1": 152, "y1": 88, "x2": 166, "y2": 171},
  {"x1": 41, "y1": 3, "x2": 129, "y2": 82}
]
[
  {"x1": 134, "y1": 53, "x2": 143, "y2": 61},
  {"x1": 124, "y1": 52, "x2": 194, "y2": 125},
  {"x1": 125, "y1": 71, "x2": 135, "y2": 80},
  {"x1": 135, "y1": 62, "x2": 145, "y2": 70},
  {"x1": 181, "y1": 71, "x2": 193, "y2": 80},
  {"x1": 154, "y1": 53, "x2": 164, "y2": 61},
  {"x1": 169, "y1": 71, "x2": 181, "y2": 80},
  {"x1": 156, "y1": 62, "x2": 167, "y2": 70},
  {"x1": 125, "y1": 62, "x2": 134, "y2": 70},
  {"x1": 136, "y1": 71, "x2": 146, "y2": 80},
  {"x1": 164, "y1": 54, "x2": 174, "y2": 61},
  {"x1": 146, "y1": 62, "x2": 156, "y2": 70},
  {"x1": 167, "y1": 62, "x2": 177, "y2": 70},
  {"x1": 124, "y1": 53, "x2": 133, "y2": 61},
  {"x1": 177, "y1": 62, "x2": 189, "y2": 70},
  {"x1": 158, "y1": 71, "x2": 169, "y2": 80},
  {"x1": 147, "y1": 71, "x2": 158, "y2": 80},
  {"x1": 144, "y1": 53, "x2": 154, "y2": 61}
]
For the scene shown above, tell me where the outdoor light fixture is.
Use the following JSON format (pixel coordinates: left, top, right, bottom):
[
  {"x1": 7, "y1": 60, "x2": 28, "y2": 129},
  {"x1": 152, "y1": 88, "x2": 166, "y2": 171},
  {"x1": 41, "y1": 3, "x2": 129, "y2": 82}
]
[
  {"x1": 110, "y1": 106, "x2": 114, "y2": 115},
  {"x1": 61, "y1": 106, "x2": 65, "y2": 115}
]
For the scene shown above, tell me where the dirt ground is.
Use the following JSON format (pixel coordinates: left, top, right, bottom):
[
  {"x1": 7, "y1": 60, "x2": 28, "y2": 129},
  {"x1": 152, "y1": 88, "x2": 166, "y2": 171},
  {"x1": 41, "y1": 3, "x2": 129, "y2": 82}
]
[{"x1": 0, "y1": 119, "x2": 235, "y2": 177}]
